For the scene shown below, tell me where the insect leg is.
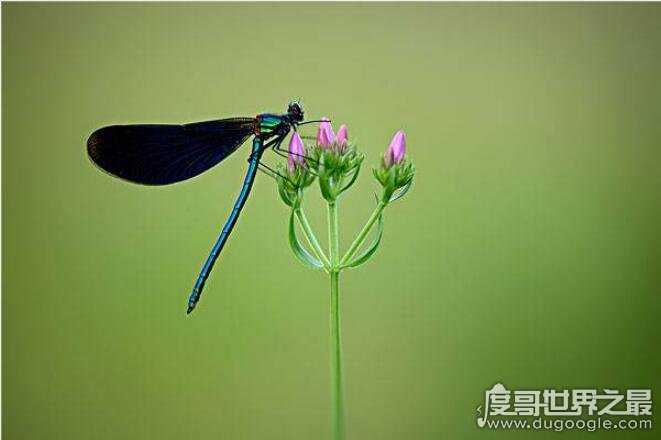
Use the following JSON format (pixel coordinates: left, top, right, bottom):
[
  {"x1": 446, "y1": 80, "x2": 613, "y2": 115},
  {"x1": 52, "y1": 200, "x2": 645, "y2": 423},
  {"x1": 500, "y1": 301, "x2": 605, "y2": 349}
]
[
  {"x1": 272, "y1": 145, "x2": 321, "y2": 167},
  {"x1": 255, "y1": 162, "x2": 276, "y2": 179},
  {"x1": 256, "y1": 160, "x2": 293, "y2": 184}
]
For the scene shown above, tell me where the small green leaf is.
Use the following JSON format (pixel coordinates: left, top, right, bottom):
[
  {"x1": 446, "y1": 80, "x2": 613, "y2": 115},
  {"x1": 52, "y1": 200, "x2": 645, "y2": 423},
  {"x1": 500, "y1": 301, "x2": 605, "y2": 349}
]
[
  {"x1": 319, "y1": 174, "x2": 334, "y2": 201},
  {"x1": 344, "y1": 213, "x2": 384, "y2": 268},
  {"x1": 278, "y1": 183, "x2": 293, "y2": 207},
  {"x1": 389, "y1": 179, "x2": 413, "y2": 203},
  {"x1": 288, "y1": 210, "x2": 323, "y2": 269},
  {"x1": 339, "y1": 164, "x2": 361, "y2": 193}
]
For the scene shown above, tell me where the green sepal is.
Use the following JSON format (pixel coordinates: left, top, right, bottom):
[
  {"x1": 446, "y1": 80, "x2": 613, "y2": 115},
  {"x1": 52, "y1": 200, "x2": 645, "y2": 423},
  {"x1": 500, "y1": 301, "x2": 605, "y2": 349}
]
[
  {"x1": 319, "y1": 173, "x2": 335, "y2": 202},
  {"x1": 278, "y1": 182, "x2": 294, "y2": 207},
  {"x1": 310, "y1": 141, "x2": 365, "y2": 203},
  {"x1": 339, "y1": 164, "x2": 361, "y2": 194},
  {"x1": 389, "y1": 178, "x2": 413, "y2": 203},
  {"x1": 343, "y1": 213, "x2": 384, "y2": 269},
  {"x1": 288, "y1": 209, "x2": 323, "y2": 269}
]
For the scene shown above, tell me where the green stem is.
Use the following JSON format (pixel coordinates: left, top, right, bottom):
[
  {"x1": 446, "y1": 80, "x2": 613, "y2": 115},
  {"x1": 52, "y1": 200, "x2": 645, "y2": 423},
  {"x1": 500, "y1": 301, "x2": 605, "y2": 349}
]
[
  {"x1": 328, "y1": 201, "x2": 340, "y2": 267},
  {"x1": 295, "y1": 208, "x2": 330, "y2": 268},
  {"x1": 327, "y1": 201, "x2": 344, "y2": 440},
  {"x1": 340, "y1": 201, "x2": 387, "y2": 266},
  {"x1": 330, "y1": 271, "x2": 344, "y2": 440}
]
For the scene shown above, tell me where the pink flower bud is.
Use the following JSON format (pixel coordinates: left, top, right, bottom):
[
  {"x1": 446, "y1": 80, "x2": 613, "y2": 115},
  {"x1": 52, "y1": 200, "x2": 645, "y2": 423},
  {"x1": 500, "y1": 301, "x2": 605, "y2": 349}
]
[
  {"x1": 288, "y1": 132, "x2": 306, "y2": 172},
  {"x1": 336, "y1": 124, "x2": 348, "y2": 151},
  {"x1": 316, "y1": 117, "x2": 335, "y2": 149},
  {"x1": 384, "y1": 130, "x2": 406, "y2": 167}
]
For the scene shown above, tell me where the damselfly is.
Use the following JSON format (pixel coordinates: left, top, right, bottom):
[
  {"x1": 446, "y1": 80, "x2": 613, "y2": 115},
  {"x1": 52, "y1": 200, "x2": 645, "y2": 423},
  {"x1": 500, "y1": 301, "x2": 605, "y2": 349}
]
[{"x1": 87, "y1": 102, "x2": 316, "y2": 314}]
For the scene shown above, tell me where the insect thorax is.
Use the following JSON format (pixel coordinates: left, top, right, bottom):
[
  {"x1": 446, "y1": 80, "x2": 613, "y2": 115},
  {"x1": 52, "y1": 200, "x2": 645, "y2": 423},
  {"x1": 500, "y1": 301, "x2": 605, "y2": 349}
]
[{"x1": 256, "y1": 113, "x2": 289, "y2": 139}]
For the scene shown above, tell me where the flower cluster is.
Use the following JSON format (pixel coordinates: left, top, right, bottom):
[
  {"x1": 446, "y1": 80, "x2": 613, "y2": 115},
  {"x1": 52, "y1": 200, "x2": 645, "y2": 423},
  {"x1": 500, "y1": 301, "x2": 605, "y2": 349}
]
[
  {"x1": 277, "y1": 118, "x2": 414, "y2": 206},
  {"x1": 275, "y1": 116, "x2": 415, "y2": 272},
  {"x1": 309, "y1": 119, "x2": 364, "y2": 203}
]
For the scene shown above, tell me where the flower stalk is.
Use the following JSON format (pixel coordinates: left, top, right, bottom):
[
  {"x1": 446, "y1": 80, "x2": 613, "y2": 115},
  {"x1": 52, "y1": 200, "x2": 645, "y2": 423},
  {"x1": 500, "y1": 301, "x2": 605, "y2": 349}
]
[
  {"x1": 295, "y1": 207, "x2": 330, "y2": 268},
  {"x1": 328, "y1": 200, "x2": 344, "y2": 440},
  {"x1": 275, "y1": 120, "x2": 415, "y2": 440},
  {"x1": 340, "y1": 200, "x2": 387, "y2": 268}
]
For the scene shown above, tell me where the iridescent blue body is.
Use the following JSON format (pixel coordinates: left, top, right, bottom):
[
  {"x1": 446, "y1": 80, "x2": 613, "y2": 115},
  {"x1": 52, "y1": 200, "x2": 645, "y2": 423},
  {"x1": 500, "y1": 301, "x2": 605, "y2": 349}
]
[{"x1": 185, "y1": 112, "x2": 295, "y2": 314}]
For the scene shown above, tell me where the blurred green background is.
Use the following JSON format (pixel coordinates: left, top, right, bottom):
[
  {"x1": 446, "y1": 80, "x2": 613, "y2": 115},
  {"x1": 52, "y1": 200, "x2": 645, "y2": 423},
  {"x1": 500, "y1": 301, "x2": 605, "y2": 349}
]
[{"x1": 3, "y1": 3, "x2": 660, "y2": 439}]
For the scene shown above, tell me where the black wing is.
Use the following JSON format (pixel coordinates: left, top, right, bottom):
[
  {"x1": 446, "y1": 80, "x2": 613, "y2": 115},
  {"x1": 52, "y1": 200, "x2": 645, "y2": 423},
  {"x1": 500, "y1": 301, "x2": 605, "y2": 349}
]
[{"x1": 87, "y1": 118, "x2": 256, "y2": 185}]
